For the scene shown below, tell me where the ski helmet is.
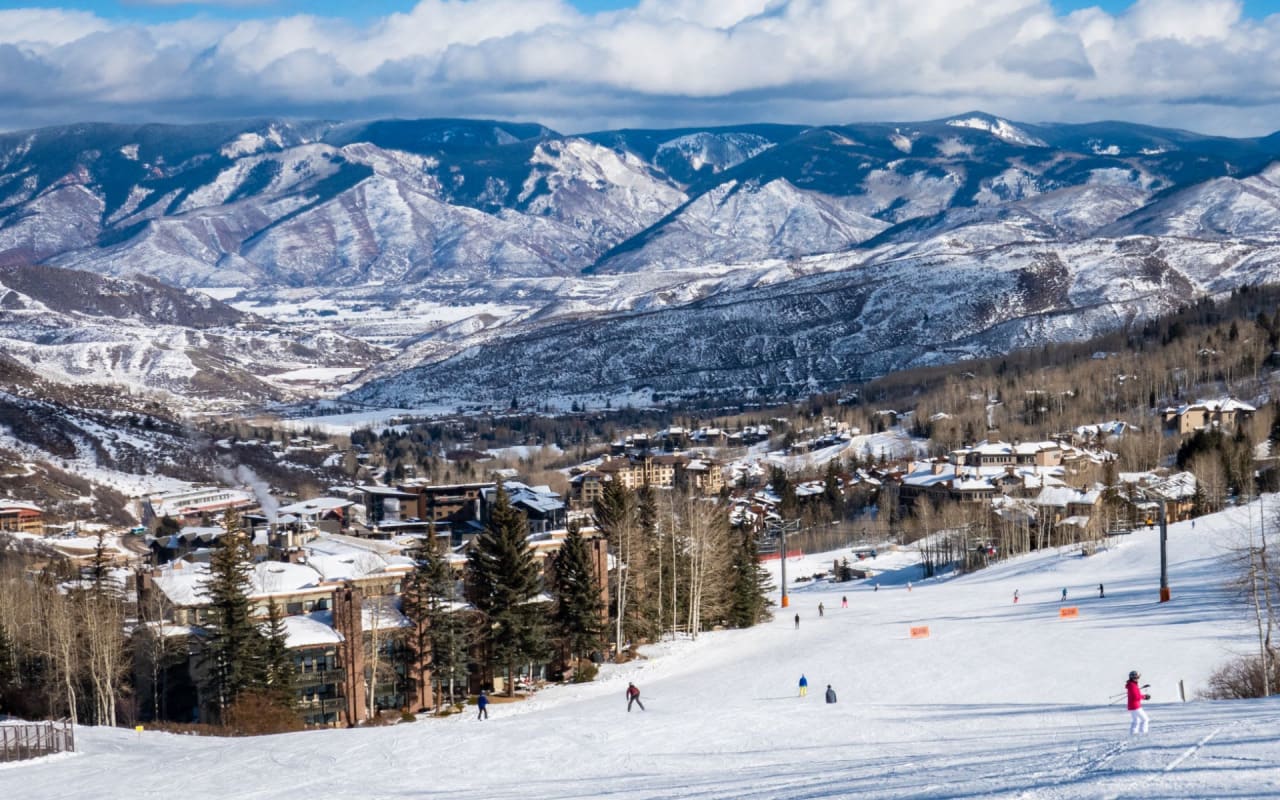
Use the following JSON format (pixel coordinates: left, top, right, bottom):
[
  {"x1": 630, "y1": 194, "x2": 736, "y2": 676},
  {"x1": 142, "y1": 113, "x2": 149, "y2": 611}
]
[{"x1": 1128, "y1": 670, "x2": 1139, "y2": 680}]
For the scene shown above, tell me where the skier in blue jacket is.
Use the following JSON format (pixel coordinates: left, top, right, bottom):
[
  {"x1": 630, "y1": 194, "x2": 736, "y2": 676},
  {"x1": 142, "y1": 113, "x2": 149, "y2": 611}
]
[
  {"x1": 477, "y1": 689, "x2": 489, "y2": 720},
  {"x1": 798, "y1": 674, "x2": 809, "y2": 697}
]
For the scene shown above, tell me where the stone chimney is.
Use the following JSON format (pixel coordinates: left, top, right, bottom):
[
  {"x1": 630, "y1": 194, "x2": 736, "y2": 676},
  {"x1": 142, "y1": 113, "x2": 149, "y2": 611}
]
[
  {"x1": 588, "y1": 536, "x2": 610, "y2": 632},
  {"x1": 332, "y1": 582, "x2": 367, "y2": 726}
]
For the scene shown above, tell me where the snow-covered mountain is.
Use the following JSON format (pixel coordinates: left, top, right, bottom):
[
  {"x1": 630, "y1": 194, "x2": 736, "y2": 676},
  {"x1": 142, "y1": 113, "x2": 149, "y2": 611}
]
[
  {"x1": 5, "y1": 113, "x2": 1280, "y2": 407},
  {"x1": 0, "y1": 264, "x2": 385, "y2": 405}
]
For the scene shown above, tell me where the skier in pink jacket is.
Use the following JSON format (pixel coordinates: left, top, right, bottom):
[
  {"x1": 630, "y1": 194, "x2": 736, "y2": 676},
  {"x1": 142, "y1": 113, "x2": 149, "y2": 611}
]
[{"x1": 1126, "y1": 670, "x2": 1150, "y2": 734}]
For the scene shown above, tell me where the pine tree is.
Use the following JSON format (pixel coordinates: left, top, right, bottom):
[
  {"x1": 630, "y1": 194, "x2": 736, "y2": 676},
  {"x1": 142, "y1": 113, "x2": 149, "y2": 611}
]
[
  {"x1": 727, "y1": 529, "x2": 774, "y2": 628},
  {"x1": 823, "y1": 460, "x2": 842, "y2": 520},
  {"x1": 403, "y1": 528, "x2": 470, "y2": 709},
  {"x1": 0, "y1": 621, "x2": 16, "y2": 704},
  {"x1": 262, "y1": 600, "x2": 296, "y2": 709},
  {"x1": 632, "y1": 485, "x2": 662, "y2": 641},
  {"x1": 550, "y1": 523, "x2": 605, "y2": 669},
  {"x1": 203, "y1": 511, "x2": 268, "y2": 720},
  {"x1": 467, "y1": 483, "x2": 548, "y2": 696}
]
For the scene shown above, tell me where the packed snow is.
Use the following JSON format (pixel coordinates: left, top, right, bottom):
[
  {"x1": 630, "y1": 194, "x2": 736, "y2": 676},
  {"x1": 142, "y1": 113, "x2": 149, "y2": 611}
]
[{"x1": 5, "y1": 498, "x2": 1280, "y2": 798}]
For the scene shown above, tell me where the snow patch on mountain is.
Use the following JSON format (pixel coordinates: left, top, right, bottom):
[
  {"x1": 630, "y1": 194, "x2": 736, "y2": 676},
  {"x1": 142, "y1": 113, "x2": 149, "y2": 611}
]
[
  {"x1": 0, "y1": 184, "x2": 104, "y2": 261},
  {"x1": 862, "y1": 165, "x2": 961, "y2": 221},
  {"x1": 935, "y1": 137, "x2": 974, "y2": 158},
  {"x1": 889, "y1": 131, "x2": 913, "y2": 153},
  {"x1": 177, "y1": 144, "x2": 344, "y2": 212},
  {"x1": 104, "y1": 185, "x2": 155, "y2": 226},
  {"x1": 599, "y1": 178, "x2": 888, "y2": 273},
  {"x1": 654, "y1": 131, "x2": 775, "y2": 174},
  {"x1": 974, "y1": 168, "x2": 1043, "y2": 205},
  {"x1": 946, "y1": 116, "x2": 1048, "y2": 147},
  {"x1": 522, "y1": 138, "x2": 685, "y2": 245},
  {"x1": 219, "y1": 126, "x2": 286, "y2": 159}
]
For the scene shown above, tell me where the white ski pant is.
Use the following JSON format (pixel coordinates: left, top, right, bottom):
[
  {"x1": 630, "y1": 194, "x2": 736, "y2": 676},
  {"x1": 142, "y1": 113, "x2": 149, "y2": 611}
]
[{"x1": 1129, "y1": 708, "x2": 1149, "y2": 735}]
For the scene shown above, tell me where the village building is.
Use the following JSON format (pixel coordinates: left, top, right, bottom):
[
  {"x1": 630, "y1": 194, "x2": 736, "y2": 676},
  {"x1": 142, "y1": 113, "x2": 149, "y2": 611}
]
[
  {"x1": 138, "y1": 486, "x2": 256, "y2": 526},
  {"x1": 138, "y1": 532, "x2": 420, "y2": 727},
  {"x1": 0, "y1": 500, "x2": 43, "y2": 534},
  {"x1": 1163, "y1": 398, "x2": 1257, "y2": 434}
]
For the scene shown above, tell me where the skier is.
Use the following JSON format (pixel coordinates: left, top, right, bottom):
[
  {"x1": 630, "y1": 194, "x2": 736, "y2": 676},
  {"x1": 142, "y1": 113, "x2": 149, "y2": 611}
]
[
  {"x1": 794, "y1": 613, "x2": 800, "y2": 629},
  {"x1": 1126, "y1": 670, "x2": 1150, "y2": 734},
  {"x1": 874, "y1": 582, "x2": 879, "y2": 592},
  {"x1": 1013, "y1": 589, "x2": 1019, "y2": 603},
  {"x1": 626, "y1": 682, "x2": 645, "y2": 712},
  {"x1": 798, "y1": 674, "x2": 809, "y2": 697},
  {"x1": 818, "y1": 602, "x2": 824, "y2": 618},
  {"x1": 477, "y1": 689, "x2": 489, "y2": 720},
  {"x1": 1061, "y1": 587, "x2": 1068, "y2": 603},
  {"x1": 907, "y1": 581, "x2": 912, "y2": 592},
  {"x1": 825, "y1": 684, "x2": 837, "y2": 704},
  {"x1": 841, "y1": 595, "x2": 848, "y2": 608},
  {"x1": 1099, "y1": 583, "x2": 1105, "y2": 599}
]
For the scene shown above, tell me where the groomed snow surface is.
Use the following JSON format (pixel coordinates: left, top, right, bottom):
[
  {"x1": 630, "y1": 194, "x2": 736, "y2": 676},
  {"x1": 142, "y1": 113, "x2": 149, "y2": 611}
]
[{"x1": 7, "y1": 498, "x2": 1280, "y2": 798}]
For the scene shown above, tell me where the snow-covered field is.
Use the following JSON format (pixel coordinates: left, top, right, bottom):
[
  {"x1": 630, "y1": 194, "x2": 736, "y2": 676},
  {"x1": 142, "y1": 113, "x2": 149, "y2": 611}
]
[{"x1": 6, "y1": 499, "x2": 1280, "y2": 798}]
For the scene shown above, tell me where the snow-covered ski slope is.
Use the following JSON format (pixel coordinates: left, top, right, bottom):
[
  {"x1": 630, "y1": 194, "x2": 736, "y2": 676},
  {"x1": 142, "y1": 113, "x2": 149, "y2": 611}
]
[{"x1": 7, "y1": 498, "x2": 1280, "y2": 799}]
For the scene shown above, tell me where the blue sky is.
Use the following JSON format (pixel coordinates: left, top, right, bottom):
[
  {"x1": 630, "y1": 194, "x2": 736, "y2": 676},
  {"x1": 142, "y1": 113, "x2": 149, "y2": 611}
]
[{"x1": 4, "y1": 0, "x2": 1280, "y2": 135}]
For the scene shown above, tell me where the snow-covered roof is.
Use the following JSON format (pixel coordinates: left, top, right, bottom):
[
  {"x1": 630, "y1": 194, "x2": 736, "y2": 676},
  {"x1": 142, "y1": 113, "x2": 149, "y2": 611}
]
[
  {"x1": 1148, "y1": 472, "x2": 1198, "y2": 501},
  {"x1": 1171, "y1": 397, "x2": 1257, "y2": 415},
  {"x1": 282, "y1": 613, "x2": 344, "y2": 649},
  {"x1": 276, "y1": 497, "x2": 353, "y2": 516},
  {"x1": 252, "y1": 561, "x2": 323, "y2": 595},
  {"x1": 362, "y1": 597, "x2": 412, "y2": 632},
  {"x1": 0, "y1": 499, "x2": 42, "y2": 513}
]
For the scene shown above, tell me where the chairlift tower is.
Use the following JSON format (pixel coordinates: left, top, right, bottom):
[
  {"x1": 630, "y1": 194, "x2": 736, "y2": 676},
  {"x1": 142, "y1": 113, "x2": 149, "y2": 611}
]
[{"x1": 768, "y1": 518, "x2": 801, "y2": 608}]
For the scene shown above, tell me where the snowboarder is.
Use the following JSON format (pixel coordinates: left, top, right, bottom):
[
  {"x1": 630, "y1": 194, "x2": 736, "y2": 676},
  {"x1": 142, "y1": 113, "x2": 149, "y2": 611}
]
[
  {"x1": 841, "y1": 595, "x2": 848, "y2": 608},
  {"x1": 477, "y1": 689, "x2": 489, "y2": 720},
  {"x1": 818, "y1": 602, "x2": 824, "y2": 617},
  {"x1": 1126, "y1": 670, "x2": 1150, "y2": 734},
  {"x1": 825, "y1": 685, "x2": 837, "y2": 704},
  {"x1": 1099, "y1": 583, "x2": 1105, "y2": 598},
  {"x1": 626, "y1": 682, "x2": 645, "y2": 712},
  {"x1": 1013, "y1": 589, "x2": 1019, "y2": 603},
  {"x1": 794, "y1": 613, "x2": 800, "y2": 629},
  {"x1": 798, "y1": 674, "x2": 809, "y2": 697}
]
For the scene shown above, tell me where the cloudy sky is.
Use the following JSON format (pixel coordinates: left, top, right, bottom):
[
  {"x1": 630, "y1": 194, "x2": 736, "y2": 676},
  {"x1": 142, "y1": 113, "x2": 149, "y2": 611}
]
[{"x1": 4, "y1": 0, "x2": 1280, "y2": 135}]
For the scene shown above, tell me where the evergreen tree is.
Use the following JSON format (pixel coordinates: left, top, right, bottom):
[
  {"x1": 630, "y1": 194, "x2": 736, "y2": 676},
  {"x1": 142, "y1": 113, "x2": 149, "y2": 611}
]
[
  {"x1": 262, "y1": 600, "x2": 296, "y2": 709},
  {"x1": 823, "y1": 460, "x2": 842, "y2": 520},
  {"x1": 550, "y1": 523, "x2": 605, "y2": 668},
  {"x1": 632, "y1": 485, "x2": 662, "y2": 641},
  {"x1": 403, "y1": 528, "x2": 471, "y2": 709},
  {"x1": 203, "y1": 510, "x2": 268, "y2": 719},
  {"x1": 726, "y1": 529, "x2": 773, "y2": 627},
  {"x1": 467, "y1": 483, "x2": 548, "y2": 696},
  {"x1": 0, "y1": 621, "x2": 16, "y2": 706},
  {"x1": 770, "y1": 466, "x2": 798, "y2": 518}
]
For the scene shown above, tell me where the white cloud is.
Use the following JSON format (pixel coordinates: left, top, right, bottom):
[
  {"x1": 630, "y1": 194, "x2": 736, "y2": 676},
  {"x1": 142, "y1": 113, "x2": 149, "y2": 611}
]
[{"x1": 0, "y1": 0, "x2": 1278, "y2": 136}]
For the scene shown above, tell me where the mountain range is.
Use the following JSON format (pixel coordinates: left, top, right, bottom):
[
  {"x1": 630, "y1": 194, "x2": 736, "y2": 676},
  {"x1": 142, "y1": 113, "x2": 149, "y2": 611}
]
[{"x1": 4, "y1": 112, "x2": 1280, "y2": 412}]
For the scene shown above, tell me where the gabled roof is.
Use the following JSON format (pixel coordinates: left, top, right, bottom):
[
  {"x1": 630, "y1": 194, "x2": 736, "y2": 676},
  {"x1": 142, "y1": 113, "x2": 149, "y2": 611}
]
[{"x1": 1170, "y1": 397, "x2": 1257, "y2": 415}]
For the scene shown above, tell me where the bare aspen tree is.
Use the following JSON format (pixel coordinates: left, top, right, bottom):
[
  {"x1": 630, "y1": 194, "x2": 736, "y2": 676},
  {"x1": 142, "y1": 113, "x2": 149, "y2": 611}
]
[{"x1": 679, "y1": 494, "x2": 731, "y2": 638}]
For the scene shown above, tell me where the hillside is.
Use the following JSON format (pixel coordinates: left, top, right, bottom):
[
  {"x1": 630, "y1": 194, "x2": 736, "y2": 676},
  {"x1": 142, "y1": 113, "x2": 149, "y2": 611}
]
[{"x1": 6, "y1": 498, "x2": 1278, "y2": 799}]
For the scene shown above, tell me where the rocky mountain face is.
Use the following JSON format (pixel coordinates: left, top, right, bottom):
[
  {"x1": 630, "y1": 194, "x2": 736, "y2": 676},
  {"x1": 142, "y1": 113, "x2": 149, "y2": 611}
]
[{"x1": 4, "y1": 113, "x2": 1280, "y2": 409}]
